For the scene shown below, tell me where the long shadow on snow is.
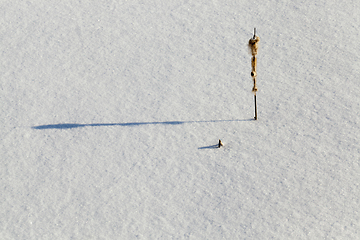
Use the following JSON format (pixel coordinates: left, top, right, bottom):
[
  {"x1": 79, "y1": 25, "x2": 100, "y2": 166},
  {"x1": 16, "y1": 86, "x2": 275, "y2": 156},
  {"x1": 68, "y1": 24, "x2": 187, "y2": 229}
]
[{"x1": 32, "y1": 119, "x2": 253, "y2": 130}]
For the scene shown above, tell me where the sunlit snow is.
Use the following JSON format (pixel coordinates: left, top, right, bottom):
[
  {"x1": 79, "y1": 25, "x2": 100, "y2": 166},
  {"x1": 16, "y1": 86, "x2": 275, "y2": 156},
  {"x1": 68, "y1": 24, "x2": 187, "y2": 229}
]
[{"x1": 1, "y1": 1, "x2": 359, "y2": 239}]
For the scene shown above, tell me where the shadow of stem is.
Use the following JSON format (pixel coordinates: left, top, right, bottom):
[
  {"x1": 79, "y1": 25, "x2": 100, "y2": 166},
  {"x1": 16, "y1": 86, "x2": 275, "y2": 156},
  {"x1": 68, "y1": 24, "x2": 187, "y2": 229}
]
[{"x1": 32, "y1": 119, "x2": 253, "y2": 130}]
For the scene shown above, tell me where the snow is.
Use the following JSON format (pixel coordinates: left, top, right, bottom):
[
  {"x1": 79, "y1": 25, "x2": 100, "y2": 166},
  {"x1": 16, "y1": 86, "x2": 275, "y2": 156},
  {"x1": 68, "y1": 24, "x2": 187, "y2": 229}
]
[{"x1": 1, "y1": 0, "x2": 360, "y2": 239}]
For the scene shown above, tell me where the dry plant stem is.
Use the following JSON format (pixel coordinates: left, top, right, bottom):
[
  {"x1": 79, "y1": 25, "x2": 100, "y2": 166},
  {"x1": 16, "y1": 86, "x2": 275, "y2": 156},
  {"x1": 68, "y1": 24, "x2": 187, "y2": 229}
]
[
  {"x1": 254, "y1": 95, "x2": 257, "y2": 120},
  {"x1": 251, "y1": 56, "x2": 257, "y2": 78},
  {"x1": 249, "y1": 28, "x2": 259, "y2": 120},
  {"x1": 251, "y1": 56, "x2": 257, "y2": 93}
]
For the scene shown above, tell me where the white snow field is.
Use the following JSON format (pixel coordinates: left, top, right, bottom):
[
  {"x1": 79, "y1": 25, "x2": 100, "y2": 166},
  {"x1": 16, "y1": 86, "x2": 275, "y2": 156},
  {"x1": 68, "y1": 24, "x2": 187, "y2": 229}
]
[{"x1": 1, "y1": 0, "x2": 360, "y2": 239}]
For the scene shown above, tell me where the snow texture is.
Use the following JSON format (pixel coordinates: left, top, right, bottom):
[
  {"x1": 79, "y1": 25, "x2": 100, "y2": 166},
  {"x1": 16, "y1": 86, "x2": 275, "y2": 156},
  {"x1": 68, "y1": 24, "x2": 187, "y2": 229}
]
[{"x1": 1, "y1": 0, "x2": 360, "y2": 239}]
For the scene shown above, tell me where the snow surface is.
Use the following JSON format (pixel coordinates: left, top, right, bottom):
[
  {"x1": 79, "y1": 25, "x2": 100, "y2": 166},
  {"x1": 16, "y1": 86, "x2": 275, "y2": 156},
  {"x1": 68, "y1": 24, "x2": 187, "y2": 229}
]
[{"x1": 1, "y1": 0, "x2": 360, "y2": 239}]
